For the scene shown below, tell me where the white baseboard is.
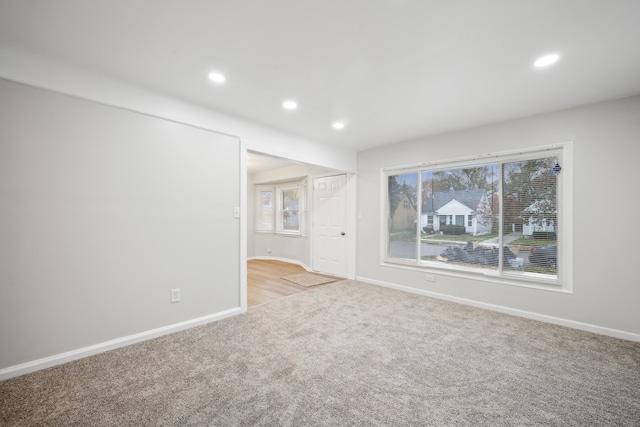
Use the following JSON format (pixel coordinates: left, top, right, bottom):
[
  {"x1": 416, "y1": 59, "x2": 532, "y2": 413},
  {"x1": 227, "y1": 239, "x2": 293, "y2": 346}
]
[
  {"x1": 0, "y1": 307, "x2": 243, "y2": 381},
  {"x1": 248, "y1": 256, "x2": 312, "y2": 272},
  {"x1": 357, "y1": 276, "x2": 640, "y2": 343}
]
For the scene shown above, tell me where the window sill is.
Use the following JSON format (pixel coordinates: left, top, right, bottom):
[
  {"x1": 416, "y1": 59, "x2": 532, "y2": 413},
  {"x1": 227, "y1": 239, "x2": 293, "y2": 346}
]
[{"x1": 381, "y1": 259, "x2": 572, "y2": 294}]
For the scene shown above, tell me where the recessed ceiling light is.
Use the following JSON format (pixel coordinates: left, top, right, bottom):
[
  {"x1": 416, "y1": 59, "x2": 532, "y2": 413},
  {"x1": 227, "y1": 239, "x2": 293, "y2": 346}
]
[
  {"x1": 283, "y1": 100, "x2": 298, "y2": 110},
  {"x1": 332, "y1": 122, "x2": 346, "y2": 130},
  {"x1": 534, "y1": 54, "x2": 560, "y2": 68},
  {"x1": 208, "y1": 72, "x2": 226, "y2": 83}
]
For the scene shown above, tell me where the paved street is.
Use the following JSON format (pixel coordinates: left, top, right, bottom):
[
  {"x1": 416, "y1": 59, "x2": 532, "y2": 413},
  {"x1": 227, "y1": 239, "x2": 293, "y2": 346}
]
[{"x1": 388, "y1": 241, "x2": 444, "y2": 259}]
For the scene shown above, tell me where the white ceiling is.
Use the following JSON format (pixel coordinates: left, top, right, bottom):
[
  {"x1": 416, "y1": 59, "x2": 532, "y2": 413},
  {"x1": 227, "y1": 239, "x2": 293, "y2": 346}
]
[
  {"x1": 1, "y1": 0, "x2": 640, "y2": 152},
  {"x1": 247, "y1": 151, "x2": 300, "y2": 174}
]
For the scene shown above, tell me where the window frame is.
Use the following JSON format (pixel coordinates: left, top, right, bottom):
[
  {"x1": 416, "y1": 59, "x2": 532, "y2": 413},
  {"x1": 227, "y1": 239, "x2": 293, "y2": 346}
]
[
  {"x1": 255, "y1": 188, "x2": 275, "y2": 232},
  {"x1": 255, "y1": 180, "x2": 307, "y2": 236},
  {"x1": 380, "y1": 143, "x2": 573, "y2": 293}
]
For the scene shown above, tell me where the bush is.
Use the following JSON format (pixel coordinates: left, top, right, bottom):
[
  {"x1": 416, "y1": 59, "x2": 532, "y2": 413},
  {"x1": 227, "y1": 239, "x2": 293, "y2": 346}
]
[
  {"x1": 532, "y1": 231, "x2": 556, "y2": 240},
  {"x1": 440, "y1": 225, "x2": 466, "y2": 235},
  {"x1": 423, "y1": 225, "x2": 434, "y2": 234}
]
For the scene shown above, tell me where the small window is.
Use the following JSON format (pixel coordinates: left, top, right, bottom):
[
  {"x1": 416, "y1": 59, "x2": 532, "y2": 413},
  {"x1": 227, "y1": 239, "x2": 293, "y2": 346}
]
[
  {"x1": 256, "y1": 180, "x2": 306, "y2": 235},
  {"x1": 280, "y1": 186, "x2": 300, "y2": 232},
  {"x1": 256, "y1": 190, "x2": 274, "y2": 232}
]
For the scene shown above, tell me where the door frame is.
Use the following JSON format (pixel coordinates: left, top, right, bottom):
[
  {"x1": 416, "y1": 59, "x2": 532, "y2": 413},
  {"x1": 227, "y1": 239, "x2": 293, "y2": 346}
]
[{"x1": 310, "y1": 173, "x2": 356, "y2": 279}]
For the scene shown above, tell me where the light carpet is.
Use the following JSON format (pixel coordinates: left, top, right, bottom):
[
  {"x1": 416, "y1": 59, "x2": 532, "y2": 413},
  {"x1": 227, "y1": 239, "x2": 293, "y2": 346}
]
[
  {"x1": 281, "y1": 272, "x2": 336, "y2": 287},
  {"x1": 1, "y1": 281, "x2": 639, "y2": 426}
]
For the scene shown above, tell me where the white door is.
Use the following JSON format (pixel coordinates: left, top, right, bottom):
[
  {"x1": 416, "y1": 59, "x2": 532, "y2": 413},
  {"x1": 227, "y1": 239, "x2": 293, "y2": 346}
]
[{"x1": 313, "y1": 174, "x2": 348, "y2": 277}]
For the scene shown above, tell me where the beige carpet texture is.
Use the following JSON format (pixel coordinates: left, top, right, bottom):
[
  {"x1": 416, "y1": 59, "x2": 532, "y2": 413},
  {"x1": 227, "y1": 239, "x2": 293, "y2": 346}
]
[
  {"x1": 1, "y1": 281, "x2": 639, "y2": 426},
  {"x1": 281, "y1": 272, "x2": 336, "y2": 287}
]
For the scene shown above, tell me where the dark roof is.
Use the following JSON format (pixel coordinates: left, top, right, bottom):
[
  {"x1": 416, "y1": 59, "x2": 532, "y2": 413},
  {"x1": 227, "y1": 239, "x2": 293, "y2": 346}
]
[{"x1": 422, "y1": 189, "x2": 486, "y2": 213}]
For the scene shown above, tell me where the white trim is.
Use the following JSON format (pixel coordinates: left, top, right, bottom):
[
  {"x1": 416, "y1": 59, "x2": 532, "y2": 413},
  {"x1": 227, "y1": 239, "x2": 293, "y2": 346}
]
[
  {"x1": 239, "y1": 140, "x2": 248, "y2": 312},
  {"x1": 379, "y1": 170, "x2": 389, "y2": 266},
  {"x1": 357, "y1": 276, "x2": 640, "y2": 343},
  {"x1": 0, "y1": 307, "x2": 243, "y2": 381},
  {"x1": 559, "y1": 141, "x2": 574, "y2": 292},
  {"x1": 382, "y1": 142, "x2": 569, "y2": 173},
  {"x1": 380, "y1": 260, "x2": 569, "y2": 293}
]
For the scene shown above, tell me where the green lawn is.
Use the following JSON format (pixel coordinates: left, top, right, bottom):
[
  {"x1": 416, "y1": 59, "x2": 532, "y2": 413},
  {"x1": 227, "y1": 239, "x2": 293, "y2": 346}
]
[{"x1": 513, "y1": 237, "x2": 557, "y2": 246}]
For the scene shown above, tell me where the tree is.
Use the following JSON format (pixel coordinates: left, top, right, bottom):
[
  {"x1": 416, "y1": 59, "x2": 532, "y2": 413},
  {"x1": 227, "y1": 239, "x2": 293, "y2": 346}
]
[
  {"x1": 474, "y1": 198, "x2": 494, "y2": 227},
  {"x1": 388, "y1": 174, "x2": 417, "y2": 214},
  {"x1": 427, "y1": 165, "x2": 497, "y2": 193},
  {"x1": 502, "y1": 158, "x2": 557, "y2": 228}
]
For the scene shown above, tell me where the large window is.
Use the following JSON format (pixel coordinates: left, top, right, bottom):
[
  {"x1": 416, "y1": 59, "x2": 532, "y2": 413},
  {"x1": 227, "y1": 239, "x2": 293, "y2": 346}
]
[
  {"x1": 256, "y1": 181, "x2": 306, "y2": 235},
  {"x1": 384, "y1": 144, "x2": 571, "y2": 289}
]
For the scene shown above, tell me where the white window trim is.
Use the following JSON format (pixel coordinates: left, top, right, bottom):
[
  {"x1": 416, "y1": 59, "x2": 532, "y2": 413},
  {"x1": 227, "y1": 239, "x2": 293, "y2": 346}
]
[
  {"x1": 255, "y1": 186, "x2": 275, "y2": 233},
  {"x1": 255, "y1": 179, "x2": 307, "y2": 237},
  {"x1": 380, "y1": 142, "x2": 573, "y2": 293}
]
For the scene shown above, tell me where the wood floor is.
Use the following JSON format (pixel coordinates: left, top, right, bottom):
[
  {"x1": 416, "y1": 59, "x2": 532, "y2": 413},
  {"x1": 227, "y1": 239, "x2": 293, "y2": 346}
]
[{"x1": 247, "y1": 259, "x2": 335, "y2": 308}]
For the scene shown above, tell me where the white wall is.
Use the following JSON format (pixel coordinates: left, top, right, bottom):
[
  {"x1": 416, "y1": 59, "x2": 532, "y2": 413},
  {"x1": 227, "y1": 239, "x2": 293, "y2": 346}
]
[
  {"x1": 0, "y1": 79, "x2": 242, "y2": 374},
  {"x1": 356, "y1": 95, "x2": 640, "y2": 339}
]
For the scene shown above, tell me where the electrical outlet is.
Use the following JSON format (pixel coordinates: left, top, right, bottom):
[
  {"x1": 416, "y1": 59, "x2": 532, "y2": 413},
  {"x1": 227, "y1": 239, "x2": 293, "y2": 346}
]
[
  {"x1": 425, "y1": 274, "x2": 436, "y2": 282},
  {"x1": 170, "y1": 288, "x2": 181, "y2": 303}
]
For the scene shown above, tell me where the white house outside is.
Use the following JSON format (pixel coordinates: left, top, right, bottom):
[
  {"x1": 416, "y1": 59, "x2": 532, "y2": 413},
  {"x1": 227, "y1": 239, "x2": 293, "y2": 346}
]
[
  {"x1": 421, "y1": 190, "x2": 492, "y2": 236},
  {"x1": 522, "y1": 199, "x2": 556, "y2": 236}
]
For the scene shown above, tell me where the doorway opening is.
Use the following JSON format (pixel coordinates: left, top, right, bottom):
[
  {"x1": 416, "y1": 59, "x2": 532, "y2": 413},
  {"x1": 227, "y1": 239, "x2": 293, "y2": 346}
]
[{"x1": 246, "y1": 151, "x2": 352, "y2": 306}]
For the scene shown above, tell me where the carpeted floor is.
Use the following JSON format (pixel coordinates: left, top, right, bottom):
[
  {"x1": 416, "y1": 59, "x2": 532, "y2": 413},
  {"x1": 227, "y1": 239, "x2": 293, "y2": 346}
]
[{"x1": 1, "y1": 281, "x2": 639, "y2": 426}]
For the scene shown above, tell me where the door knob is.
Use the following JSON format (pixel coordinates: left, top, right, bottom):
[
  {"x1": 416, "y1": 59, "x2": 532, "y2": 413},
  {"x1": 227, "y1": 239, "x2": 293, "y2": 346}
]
[{"x1": 341, "y1": 232, "x2": 346, "y2": 236}]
